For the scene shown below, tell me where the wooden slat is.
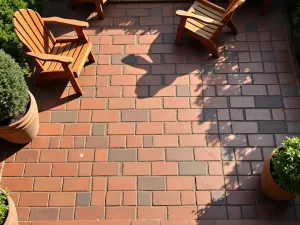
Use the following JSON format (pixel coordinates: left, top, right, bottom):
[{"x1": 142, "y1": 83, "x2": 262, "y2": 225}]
[
  {"x1": 54, "y1": 42, "x2": 73, "y2": 70},
  {"x1": 191, "y1": 4, "x2": 222, "y2": 21},
  {"x1": 197, "y1": 0, "x2": 226, "y2": 13},
  {"x1": 196, "y1": 1, "x2": 224, "y2": 18},
  {"x1": 48, "y1": 43, "x2": 67, "y2": 71},
  {"x1": 185, "y1": 20, "x2": 212, "y2": 38},
  {"x1": 43, "y1": 43, "x2": 62, "y2": 70},
  {"x1": 66, "y1": 42, "x2": 79, "y2": 59},
  {"x1": 14, "y1": 27, "x2": 44, "y2": 68},
  {"x1": 71, "y1": 43, "x2": 85, "y2": 70},
  {"x1": 186, "y1": 17, "x2": 217, "y2": 34},
  {"x1": 27, "y1": 10, "x2": 55, "y2": 50},
  {"x1": 14, "y1": 28, "x2": 39, "y2": 54},
  {"x1": 22, "y1": 10, "x2": 54, "y2": 52},
  {"x1": 14, "y1": 18, "x2": 44, "y2": 54},
  {"x1": 19, "y1": 10, "x2": 53, "y2": 53},
  {"x1": 72, "y1": 43, "x2": 92, "y2": 76}
]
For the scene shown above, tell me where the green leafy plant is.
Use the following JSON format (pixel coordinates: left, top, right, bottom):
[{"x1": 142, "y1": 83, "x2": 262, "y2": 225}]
[
  {"x1": 0, "y1": 49, "x2": 29, "y2": 123},
  {"x1": 0, "y1": 0, "x2": 45, "y2": 72},
  {"x1": 272, "y1": 137, "x2": 300, "y2": 195},
  {"x1": 0, "y1": 189, "x2": 9, "y2": 224}
]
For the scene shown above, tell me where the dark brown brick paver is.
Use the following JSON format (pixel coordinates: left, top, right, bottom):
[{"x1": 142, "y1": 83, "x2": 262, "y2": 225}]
[{"x1": 1, "y1": 0, "x2": 300, "y2": 224}]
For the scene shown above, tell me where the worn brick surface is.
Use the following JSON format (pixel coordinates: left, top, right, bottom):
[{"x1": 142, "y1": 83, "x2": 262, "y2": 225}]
[{"x1": 1, "y1": 0, "x2": 299, "y2": 223}]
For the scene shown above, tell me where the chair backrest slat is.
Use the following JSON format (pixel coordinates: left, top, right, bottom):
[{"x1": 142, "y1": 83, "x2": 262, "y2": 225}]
[
  {"x1": 27, "y1": 10, "x2": 56, "y2": 48},
  {"x1": 13, "y1": 9, "x2": 55, "y2": 53}
]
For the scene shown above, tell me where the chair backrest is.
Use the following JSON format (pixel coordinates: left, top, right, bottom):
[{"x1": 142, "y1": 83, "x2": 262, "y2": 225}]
[
  {"x1": 13, "y1": 9, "x2": 56, "y2": 69},
  {"x1": 223, "y1": 0, "x2": 246, "y2": 21}
]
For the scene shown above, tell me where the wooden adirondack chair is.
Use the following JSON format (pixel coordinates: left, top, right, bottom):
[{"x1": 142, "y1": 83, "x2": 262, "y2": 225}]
[
  {"x1": 175, "y1": 0, "x2": 246, "y2": 58},
  {"x1": 13, "y1": 9, "x2": 95, "y2": 95},
  {"x1": 69, "y1": 0, "x2": 107, "y2": 19}
]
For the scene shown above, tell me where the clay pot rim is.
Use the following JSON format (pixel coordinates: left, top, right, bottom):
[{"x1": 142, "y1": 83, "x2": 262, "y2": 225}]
[
  {"x1": 0, "y1": 188, "x2": 14, "y2": 224},
  {"x1": 0, "y1": 90, "x2": 31, "y2": 128}
]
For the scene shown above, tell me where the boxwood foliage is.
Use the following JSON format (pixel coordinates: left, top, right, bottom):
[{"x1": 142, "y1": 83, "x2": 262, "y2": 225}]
[
  {"x1": 0, "y1": 49, "x2": 29, "y2": 122},
  {"x1": 0, "y1": 189, "x2": 9, "y2": 225},
  {"x1": 0, "y1": 0, "x2": 45, "y2": 72},
  {"x1": 272, "y1": 137, "x2": 300, "y2": 195}
]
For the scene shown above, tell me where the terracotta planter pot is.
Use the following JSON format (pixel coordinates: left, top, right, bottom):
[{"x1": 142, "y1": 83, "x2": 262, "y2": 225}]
[
  {"x1": 261, "y1": 149, "x2": 296, "y2": 201},
  {"x1": 0, "y1": 91, "x2": 39, "y2": 144},
  {"x1": 3, "y1": 190, "x2": 18, "y2": 225}
]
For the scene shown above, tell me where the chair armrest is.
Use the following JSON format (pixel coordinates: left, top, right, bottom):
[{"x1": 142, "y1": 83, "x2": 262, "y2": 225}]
[
  {"x1": 42, "y1": 17, "x2": 89, "y2": 28},
  {"x1": 176, "y1": 10, "x2": 223, "y2": 26},
  {"x1": 26, "y1": 52, "x2": 73, "y2": 64},
  {"x1": 196, "y1": 0, "x2": 226, "y2": 13}
]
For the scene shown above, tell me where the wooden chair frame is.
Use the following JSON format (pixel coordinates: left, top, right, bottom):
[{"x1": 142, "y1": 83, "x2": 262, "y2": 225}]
[
  {"x1": 69, "y1": 0, "x2": 107, "y2": 19},
  {"x1": 175, "y1": 0, "x2": 245, "y2": 58},
  {"x1": 13, "y1": 9, "x2": 95, "y2": 95}
]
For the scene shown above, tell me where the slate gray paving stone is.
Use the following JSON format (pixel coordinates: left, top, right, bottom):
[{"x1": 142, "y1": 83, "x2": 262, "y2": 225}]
[
  {"x1": 176, "y1": 86, "x2": 190, "y2": 97},
  {"x1": 178, "y1": 162, "x2": 207, "y2": 175},
  {"x1": 51, "y1": 111, "x2": 78, "y2": 123},
  {"x1": 163, "y1": 34, "x2": 175, "y2": 43},
  {"x1": 281, "y1": 85, "x2": 299, "y2": 96},
  {"x1": 137, "y1": 192, "x2": 152, "y2": 206},
  {"x1": 138, "y1": 176, "x2": 166, "y2": 190},
  {"x1": 29, "y1": 208, "x2": 59, "y2": 221},
  {"x1": 166, "y1": 148, "x2": 194, "y2": 161},
  {"x1": 230, "y1": 109, "x2": 244, "y2": 120},
  {"x1": 108, "y1": 149, "x2": 137, "y2": 162},
  {"x1": 287, "y1": 122, "x2": 300, "y2": 133},
  {"x1": 121, "y1": 111, "x2": 149, "y2": 122},
  {"x1": 255, "y1": 96, "x2": 283, "y2": 108},
  {"x1": 258, "y1": 121, "x2": 287, "y2": 133},
  {"x1": 92, "y1": 124, "x2": 106, "y2": 136},
  {"x1": 150, "y1": 8, "x2": 162, "y2": 16},
  {"x1": 76, "y1": 193, "x2": 91, "y2": 206},
  {"x1": 203, "y1": 109, "x2": 217, "y2": 121},
  {"x1": 143, "y1": 136, "x2": 153, "y2": 147}
]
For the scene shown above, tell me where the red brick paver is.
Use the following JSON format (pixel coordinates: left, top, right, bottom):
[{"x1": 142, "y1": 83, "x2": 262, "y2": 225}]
[{"x1": 1, "y1": 0, "x2": 300, "y2": 224}]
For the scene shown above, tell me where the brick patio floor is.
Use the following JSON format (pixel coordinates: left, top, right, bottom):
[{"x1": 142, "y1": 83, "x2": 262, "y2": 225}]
[{"x1": 1, "y1": 0, "x2": 300, "y2": 224}]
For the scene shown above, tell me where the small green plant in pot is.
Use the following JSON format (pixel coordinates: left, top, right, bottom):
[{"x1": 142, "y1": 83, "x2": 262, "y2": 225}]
[
  {"x1": 0, "y1": 190, "x2": 9, "y2": 224},
  {"x1": 0, "y1": 49, "x2": 39, "y2": 144},
  {"x1": 261, "y1": 137, "x2": 300, "y2": 200},
  {"x1": 0, "y1": 188, "x2": 18, "y2": 225}
]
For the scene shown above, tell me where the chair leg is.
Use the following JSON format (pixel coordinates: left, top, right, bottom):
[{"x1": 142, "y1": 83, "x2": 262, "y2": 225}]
[
  {"x1": 95, "y1": 0, "x2": 104, "y2": 20},
  {"x1": 205, "y1": 40, "x2": 219, "y2": 58},
  {"x1": 62, "y1": 64, "x2": 83, "y2": 95},
  {"x1": 227, "y1": 19, "x2": 238, "y2": 35},
  {"x1": 88, "y1": 51, "x2": 96, "y2": 64},
  {"x1": 176, "y1": 27, "x2": 185, "y2": 45}
]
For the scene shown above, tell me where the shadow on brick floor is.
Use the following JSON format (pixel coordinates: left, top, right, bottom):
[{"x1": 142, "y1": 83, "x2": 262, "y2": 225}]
[{"x1": 192, "y1": 147, "x2": 297, "y2": 221}]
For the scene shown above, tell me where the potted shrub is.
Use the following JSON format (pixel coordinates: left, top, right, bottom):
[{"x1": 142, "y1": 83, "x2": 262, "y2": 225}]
[
  {"x1": 261, "y1": 137, "x2": 300, "y2": 200},
  {"x1": 0, "y1": 189, "x2": 18, "y2": 225},
  {"x1": 0, "y1": 49, "x2": 39, "y2": 144}
]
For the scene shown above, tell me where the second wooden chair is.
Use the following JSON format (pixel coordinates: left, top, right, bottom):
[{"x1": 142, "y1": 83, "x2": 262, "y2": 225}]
[{"x1": 175, "y1": 0, "x2": 246, "y2": 57}]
